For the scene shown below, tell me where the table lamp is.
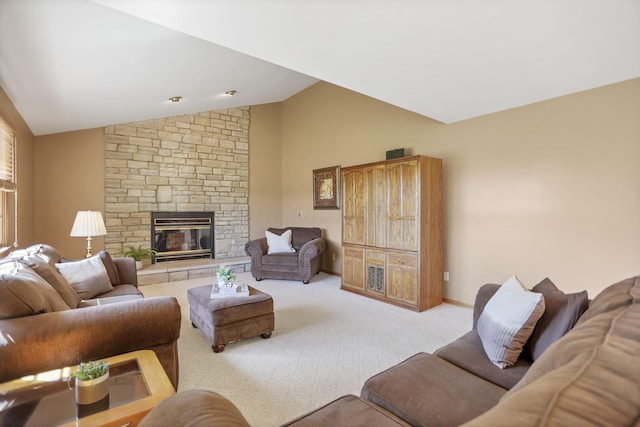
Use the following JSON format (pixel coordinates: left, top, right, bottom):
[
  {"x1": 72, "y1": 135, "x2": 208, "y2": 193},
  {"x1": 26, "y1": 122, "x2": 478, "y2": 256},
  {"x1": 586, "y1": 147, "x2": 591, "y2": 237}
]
[{"x1": 70, "y1": 210, "x2": 107, "y2": 258}]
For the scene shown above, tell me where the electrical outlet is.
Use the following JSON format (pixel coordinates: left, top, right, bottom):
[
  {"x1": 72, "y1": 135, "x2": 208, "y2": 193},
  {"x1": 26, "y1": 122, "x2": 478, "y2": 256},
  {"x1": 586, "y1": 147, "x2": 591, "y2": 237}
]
[
  {"x1": 443, "y1": 272, "x2": 450, "y2": 281},
  {"x1": 331, "y1": 253, "x2": 337, "y2": 261}
]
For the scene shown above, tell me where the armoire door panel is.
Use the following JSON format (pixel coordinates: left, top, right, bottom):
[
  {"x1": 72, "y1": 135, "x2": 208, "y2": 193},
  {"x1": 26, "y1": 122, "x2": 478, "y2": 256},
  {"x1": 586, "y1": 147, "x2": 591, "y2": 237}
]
[
  {"x1": 343, "y1": 169, "x2": 366, "y2": 245},
  {"x1": 342, "y1": 246, "x2": 365, "y2": 290}
]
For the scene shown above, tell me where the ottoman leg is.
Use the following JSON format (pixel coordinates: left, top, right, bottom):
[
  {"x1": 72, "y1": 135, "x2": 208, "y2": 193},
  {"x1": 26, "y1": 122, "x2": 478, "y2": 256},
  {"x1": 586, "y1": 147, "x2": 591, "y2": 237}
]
[
  {"x1": 191, "y1": 322, "x2": 197, "y2": 328},
  {"x1": 212, "y1": 344, "x2": 225, "y2": 353},
  {"x1": 261, "y1": 332, "x2": 272, "y2": 339}
]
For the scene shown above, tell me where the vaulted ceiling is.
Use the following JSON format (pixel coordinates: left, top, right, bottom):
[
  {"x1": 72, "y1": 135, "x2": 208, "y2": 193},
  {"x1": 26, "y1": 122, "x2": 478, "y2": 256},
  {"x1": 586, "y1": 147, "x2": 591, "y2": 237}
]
[{"x1": 1, "y1": 0, "x2": 638, "y2": 136}]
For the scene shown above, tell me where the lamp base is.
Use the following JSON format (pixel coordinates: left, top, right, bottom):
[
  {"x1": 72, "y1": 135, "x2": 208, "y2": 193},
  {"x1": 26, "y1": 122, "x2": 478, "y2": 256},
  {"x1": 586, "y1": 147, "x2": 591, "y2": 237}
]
[{"x1": 85, "y1": 236, "x2": 93, "y2": 258}]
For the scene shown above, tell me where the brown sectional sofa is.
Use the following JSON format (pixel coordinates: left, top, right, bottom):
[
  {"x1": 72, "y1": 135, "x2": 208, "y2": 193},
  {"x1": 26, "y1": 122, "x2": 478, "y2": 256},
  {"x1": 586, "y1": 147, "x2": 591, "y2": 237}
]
[
  {"x1": 140, "y1": 275, "x2": 640, "y2": 426},
  {"x1": 0, "y1": 244, "x2": 181, "y2": 389}
]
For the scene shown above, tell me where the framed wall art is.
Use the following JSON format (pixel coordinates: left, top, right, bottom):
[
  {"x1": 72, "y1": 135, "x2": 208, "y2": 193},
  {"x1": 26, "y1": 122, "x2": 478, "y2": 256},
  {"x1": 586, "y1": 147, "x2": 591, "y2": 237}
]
[{"x1": 313, "y1": 165, "x2": 341, "y2": 209}]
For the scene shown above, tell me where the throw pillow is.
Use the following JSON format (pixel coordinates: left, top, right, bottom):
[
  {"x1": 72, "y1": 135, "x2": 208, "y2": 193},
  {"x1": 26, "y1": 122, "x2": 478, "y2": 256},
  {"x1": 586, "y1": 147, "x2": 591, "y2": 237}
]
[
  {"x1": 477, "y1": 275, "x2": 546, "y2": 368},
  {"x1": 18, "y1": 254, "x2": 81, "y2": 308},
  {"x1": 526, "y1": 278, "x2": 589, "y2": 360},
  {"x1": 265, "y1": 229, "x2": 296, "y2": 254},
  {"x1": 0, "y1": 261, "x2": 71, "y2": 319},
  {"x1": 97, "y1": 251, "x2": 121, "y2": 286},
  {"x1": 56, "y1": 255, "x2": 113, "y2": 299}
]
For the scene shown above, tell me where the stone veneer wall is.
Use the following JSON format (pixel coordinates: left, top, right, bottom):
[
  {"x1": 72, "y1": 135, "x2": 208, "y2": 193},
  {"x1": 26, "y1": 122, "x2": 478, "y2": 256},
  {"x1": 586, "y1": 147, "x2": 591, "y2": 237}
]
[{"x1": 104, "y1": 107, "x2": 249, "y2": 259}]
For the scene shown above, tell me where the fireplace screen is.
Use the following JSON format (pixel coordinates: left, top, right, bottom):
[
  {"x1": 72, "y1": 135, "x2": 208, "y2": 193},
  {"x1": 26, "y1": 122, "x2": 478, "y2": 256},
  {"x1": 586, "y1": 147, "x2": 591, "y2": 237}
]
[{"x1": 151, "y1": 212, "x2": 214, "y2": 262}]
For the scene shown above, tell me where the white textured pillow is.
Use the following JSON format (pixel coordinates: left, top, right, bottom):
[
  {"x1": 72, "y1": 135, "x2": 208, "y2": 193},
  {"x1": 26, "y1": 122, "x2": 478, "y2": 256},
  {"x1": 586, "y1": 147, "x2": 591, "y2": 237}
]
[
  {"x1": 477, "y1": 275, "x2": 545, "y2": 368},
  {"x1": 265, "y1": 229, "x2": 296, "y2": 254},
  {"x1": 56, "y1": 255, "x2": 113, "y2": 299}
]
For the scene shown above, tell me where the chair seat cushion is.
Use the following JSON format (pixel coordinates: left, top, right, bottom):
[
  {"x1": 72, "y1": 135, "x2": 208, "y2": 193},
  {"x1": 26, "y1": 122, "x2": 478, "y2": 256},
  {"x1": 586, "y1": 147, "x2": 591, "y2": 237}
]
[{"x1": 262, "y1": 253, "x2": 299, "y2": 267}]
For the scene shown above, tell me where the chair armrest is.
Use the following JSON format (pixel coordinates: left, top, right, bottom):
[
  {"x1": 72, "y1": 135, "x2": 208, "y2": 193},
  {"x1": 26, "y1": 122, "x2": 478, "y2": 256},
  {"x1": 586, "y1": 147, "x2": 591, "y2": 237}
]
[
  {"x1": 472, "y1": 283, "x2": 501, "y2": 329},
  {"x1": 113, "y1": 256, "x2": 138, "y2": 286},
  {"x1": 299, "y1": 237, "x2": 326, "y2": 261},
  {"x1": 245, "y1": 238, "x2": 268, "y2": 259},
  {"x1": 0, "y1": 296, "x2": 181, "y2": 383}
]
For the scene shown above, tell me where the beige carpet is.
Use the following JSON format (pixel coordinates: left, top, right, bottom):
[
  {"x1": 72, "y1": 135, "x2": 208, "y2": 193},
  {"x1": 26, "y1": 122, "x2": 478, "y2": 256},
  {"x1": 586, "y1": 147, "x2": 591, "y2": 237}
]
[{"x1": 142, "y1": 272, "x2": 472, "y2": 426}]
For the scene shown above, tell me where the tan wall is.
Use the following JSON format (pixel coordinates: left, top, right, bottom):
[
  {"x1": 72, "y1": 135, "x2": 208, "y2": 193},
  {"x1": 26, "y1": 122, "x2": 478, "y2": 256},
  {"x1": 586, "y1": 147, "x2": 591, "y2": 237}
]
[
  {"x1": 280, "y1": 79, "x2": 640, "y2": 304},
  {"x1": 248, "y1": 103, "x2": 284, "y2": 239},
  {"x1": 34, "y1": 128, "x2": 105, "y2": 258},
  {"x1": 0, "y1": 86, "x2": 35, "y2": 246},
  {"x1": 8, "y1": 77, "x2": 640, "y2": 305}
]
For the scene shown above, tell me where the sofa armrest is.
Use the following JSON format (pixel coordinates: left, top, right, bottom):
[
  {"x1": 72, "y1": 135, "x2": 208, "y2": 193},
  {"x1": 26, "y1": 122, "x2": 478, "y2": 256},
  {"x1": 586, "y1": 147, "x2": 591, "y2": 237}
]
[
  {"x1": 0, "y1": 296, "x2": 181, "y2": 385},
  {"x1": 473, "y1": 284, "x2": 501, "y2": 329},
  {"x1": 139, "y1": 390, "x2": 250, "y2": 427},
  {"x1": 245, "y1": 238, "x2": 268, "y2": 261},
  {"x1": 298, "y1": 237, "x2": 326, "y2": 263},
  {"x1": 113, "y1": 256, "x2": 138, "y2": 286}
]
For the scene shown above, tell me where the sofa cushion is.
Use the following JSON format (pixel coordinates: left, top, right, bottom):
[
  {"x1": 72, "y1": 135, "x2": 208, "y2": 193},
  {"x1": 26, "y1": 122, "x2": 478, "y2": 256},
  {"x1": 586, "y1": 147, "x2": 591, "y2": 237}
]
[
  {"x1": 0, "y1": 261, "x2": 70, "y2": 319},
  {"x1": 94, "y1": 284, "x2": 142, "y2": 299},
  {"x1": 477, "y1": 276, "x2": 545, "y2": 368},
  {"x1": 78, "y1": 294, "x2": 144, "y2": 307},
  {"x1": 16, "y1": 254, "x2": 81, "y2": 308},
  {"x1": 434, "y1": 330, "x2": 531, "y2": 390},
  {"x1": 463, "y1": 295, "x2": 640, "y2": 427},
  {"x1": 0, "y1": 246, "x2": 12, "y2": 259},
  {"x1": 362, "y1": 353, "x2": 506, "y2": 427},
  {"x1": 25, "y1": 243, "x2": 64, "y2": 263},
  {"x1": 283, "y1": 395, "x2": 411, "y2": 427},
  {"x1": 526, "y1": 278, "x2": 589, "y2": 361},
  {"x1": 97, "y1": 250, "x2": 121, "y2": 286},
  {"x1": 56, "y1": 255, "x2": 113, "y2": 299},
  {"x1": 508, "y1": 275, "x2": 639, "y2": 394},
  {"x1": 265, "y1": 229, "x2": 296, "y2": 254},
  {"x1": 139, "y1": 390, "x2": 250, "y2": 427},
  {"x1": 575, "y1": 275, "x2": 638, "y2": 326}
]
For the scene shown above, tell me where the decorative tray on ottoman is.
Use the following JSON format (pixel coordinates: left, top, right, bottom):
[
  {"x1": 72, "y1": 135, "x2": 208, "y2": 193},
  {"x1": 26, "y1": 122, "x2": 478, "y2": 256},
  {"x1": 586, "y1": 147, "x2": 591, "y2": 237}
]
[{"x1": 210, "y1": 283, "x2": 250, "y2": 299}]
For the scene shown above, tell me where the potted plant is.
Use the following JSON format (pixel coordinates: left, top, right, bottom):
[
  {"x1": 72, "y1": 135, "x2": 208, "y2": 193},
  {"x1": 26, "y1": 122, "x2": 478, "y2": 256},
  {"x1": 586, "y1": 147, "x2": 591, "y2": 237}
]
[
  {"x1": 123, "y1": 245, "x2": 156, "y2": 270},
  {"x1": 216, "y1": 264, "x2": 236, "y2": 287},
  {"x1": 69, "y1": 360, "x2": 109, "y2": 405}
]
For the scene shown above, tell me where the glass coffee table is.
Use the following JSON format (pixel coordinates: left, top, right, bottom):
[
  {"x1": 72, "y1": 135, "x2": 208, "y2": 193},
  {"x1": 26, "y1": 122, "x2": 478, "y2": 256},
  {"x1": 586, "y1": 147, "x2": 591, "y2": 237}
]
[{"x1": 0, "y1": 350, "x2": 175, "y2": 427}]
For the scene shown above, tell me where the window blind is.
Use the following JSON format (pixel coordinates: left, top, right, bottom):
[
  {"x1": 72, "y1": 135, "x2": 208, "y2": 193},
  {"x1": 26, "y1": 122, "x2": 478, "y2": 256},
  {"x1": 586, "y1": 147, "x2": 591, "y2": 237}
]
[{"x1": 0, "y1": 115, "x2": 15, "y2": 192}]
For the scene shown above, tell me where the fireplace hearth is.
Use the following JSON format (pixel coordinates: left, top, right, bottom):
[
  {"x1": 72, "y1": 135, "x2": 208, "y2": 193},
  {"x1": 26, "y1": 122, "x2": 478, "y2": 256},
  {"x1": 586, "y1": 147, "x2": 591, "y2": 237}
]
[{"x1": 151, "y1": 212, "x2": 214, "y2": 262}]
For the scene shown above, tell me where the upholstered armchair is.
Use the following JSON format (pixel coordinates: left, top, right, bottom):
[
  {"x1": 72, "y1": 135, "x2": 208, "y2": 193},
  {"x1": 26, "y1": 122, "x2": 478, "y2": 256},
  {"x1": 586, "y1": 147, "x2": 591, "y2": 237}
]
[{"x1": 244, "y1": 227, "x2": 326, "y2": 284}]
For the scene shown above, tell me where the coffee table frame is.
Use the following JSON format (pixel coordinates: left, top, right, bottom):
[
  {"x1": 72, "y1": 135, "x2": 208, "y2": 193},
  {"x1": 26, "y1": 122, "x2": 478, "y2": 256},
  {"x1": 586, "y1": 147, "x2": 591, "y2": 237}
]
[{"x1": 0, "y1": 350, "x2": 174, "y2": 427}]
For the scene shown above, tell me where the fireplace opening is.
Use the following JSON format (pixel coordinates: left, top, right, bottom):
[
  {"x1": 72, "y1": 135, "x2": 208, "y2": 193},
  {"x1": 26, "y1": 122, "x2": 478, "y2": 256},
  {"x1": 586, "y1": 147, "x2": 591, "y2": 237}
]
[{"x1": 151, "y1": 212, "x2": 215, "y2": 262}]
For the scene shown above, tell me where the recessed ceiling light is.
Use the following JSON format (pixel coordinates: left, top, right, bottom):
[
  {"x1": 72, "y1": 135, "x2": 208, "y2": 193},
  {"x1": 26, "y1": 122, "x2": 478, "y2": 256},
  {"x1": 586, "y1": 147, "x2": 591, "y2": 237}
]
[
  {"x1": 224, "y1": 90, "x2": 237, "y2": 96},
  {"x1": 168, "y1": 96, "x2": 182, "y2": 103}
]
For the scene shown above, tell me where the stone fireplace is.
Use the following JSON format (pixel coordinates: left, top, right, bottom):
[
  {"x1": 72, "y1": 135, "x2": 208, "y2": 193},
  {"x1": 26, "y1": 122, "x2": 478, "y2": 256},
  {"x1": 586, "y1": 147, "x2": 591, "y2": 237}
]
[
  {"x1": 151, "y1": 211, "x2": 214, "y2": 262},
  {"x1": 104, "y1": 108, "x2": 249, "y2": 260}
]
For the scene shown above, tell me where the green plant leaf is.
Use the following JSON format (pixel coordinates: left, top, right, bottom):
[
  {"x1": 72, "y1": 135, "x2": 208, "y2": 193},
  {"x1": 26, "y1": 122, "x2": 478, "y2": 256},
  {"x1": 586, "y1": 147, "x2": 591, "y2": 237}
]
[{"x1": 75, "y1": 360, "x2": 109, "y2": 380}]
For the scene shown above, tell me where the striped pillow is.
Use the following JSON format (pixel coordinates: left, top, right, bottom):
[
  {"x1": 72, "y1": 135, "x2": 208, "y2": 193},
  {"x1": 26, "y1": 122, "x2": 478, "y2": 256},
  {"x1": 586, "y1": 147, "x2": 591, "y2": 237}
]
[{"x1": 477, "y1": 276, "x2": 545, "y2": 368}]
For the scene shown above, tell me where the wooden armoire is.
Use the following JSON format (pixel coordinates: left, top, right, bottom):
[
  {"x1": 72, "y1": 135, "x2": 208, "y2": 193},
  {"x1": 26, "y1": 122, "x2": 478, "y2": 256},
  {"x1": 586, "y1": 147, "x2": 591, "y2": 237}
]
[{"x1": 341, "y1": 155, "x2": 442, "y2": 311}]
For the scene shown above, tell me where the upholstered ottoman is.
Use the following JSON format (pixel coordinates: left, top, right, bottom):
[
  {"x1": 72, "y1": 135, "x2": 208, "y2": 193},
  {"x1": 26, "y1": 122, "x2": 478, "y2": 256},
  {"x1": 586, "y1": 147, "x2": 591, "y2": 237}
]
[{"x1": 187, "y1": 285, "x2": 274, "y2": 353}]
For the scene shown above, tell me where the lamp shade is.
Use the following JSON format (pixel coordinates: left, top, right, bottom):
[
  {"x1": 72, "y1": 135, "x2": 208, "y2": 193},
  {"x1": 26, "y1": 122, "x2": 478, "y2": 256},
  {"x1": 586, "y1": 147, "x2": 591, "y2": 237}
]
[{"x1": 70, "y1": 211, "x2": 107, "y2": 237}]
